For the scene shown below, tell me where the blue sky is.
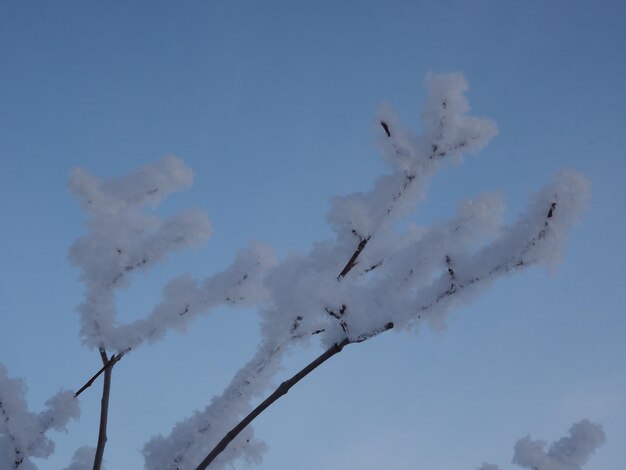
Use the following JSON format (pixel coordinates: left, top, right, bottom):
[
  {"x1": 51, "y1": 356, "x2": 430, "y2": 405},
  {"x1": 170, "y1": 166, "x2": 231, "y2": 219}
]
[{"x1": 1, "y1": 1, "x2": 625, "y2": 468}]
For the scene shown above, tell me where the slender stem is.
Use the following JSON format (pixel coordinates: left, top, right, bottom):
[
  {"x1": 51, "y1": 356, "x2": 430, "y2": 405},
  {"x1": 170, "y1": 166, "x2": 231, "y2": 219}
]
[
  {"x1": 195, "y1": 338, "x2": 350, "y2": 470},
  {"x1": 93, "y1": 349, "x2": 114, "y2": 470}
]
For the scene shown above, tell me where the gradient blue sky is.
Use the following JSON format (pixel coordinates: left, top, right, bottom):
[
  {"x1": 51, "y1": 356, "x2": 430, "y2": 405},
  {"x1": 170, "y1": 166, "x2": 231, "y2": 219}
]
[{"x1": 1, "y1": 1, "x2": 625, "y2": 469}]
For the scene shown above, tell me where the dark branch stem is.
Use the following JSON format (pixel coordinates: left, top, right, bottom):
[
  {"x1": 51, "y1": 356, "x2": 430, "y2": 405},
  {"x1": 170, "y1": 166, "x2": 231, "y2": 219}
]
[
  {"x1": 92, "y1": 349, "x2": 115, "y2": 470},
  {"x1": 74, "y1": 353, "x2": 124, "y2": 398},
  {"x1": 337, "y1": 236, "x2": 370, "y2": 280},
  {"x1": 195, "y1": 322, "x2": 394, "y2": 469},
  {"x1": 195, "y1": 338, "x2": 349, "y2": 470}
]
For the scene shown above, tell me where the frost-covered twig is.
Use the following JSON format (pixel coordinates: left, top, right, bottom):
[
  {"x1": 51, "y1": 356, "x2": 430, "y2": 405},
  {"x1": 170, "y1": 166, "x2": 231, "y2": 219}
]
[{"x1": 327, "y1": 72, "x2": 497, "y2": 260}]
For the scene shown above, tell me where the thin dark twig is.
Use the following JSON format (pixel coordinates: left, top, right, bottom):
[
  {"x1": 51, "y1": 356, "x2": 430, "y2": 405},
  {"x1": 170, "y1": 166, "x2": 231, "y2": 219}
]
[
  {"x1": 74, "y1": 353, "x2": 124, "y2": 398},
  {"x1": 195, "y1": 321, "x2": 394, "y2": 469},
  {"x1": 336, "y1": 119, "x2": 408, "y2": 281},
  {"x1": 337, "y1": 235, "x2": 370, "y2": 280},
  {"x1": 195, "y1": 338, "x2": 350, "y2": 470}
]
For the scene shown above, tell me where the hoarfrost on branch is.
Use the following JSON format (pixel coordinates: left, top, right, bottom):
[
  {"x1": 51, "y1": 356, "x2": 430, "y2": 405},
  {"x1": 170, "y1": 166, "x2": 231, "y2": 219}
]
[{"x1": 0, "y1": 73, "x2": 600, "y2": 470}]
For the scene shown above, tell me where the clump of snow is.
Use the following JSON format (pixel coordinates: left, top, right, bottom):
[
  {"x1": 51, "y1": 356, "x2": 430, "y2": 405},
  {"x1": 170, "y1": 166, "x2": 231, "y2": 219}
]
[
  {"x1": 512, "y1": 420, "x2": 605, "y2": 470},
  {"x1": 0, "y1": 365, "x2": 80, "y2": 470},
  {"x1": 478, "y1": 419, "x2": 605, "y2": 470}
]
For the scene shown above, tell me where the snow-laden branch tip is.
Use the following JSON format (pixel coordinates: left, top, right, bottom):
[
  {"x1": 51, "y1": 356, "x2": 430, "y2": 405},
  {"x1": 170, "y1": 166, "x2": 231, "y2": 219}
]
[
  {"x1": 69, "y1": 156, "x2": 212, "y2": 350},
  {"x1": 479, "y1": 419, "x2": 605, "y2": 470},
  {"x1": 328, "y1": 71, "x2": 497, "y2": 245},
  {"x1": 109, "y1": 242, "x2": 277, "y2": 353},
  {"x1": 0, "y1": 365, "x2": 80, "y2": 470},
  {"x1": 69, "y1": 156, "x2": 278, "y2": 354},
  {"x1": 513, "y1": 419, "x2": 606, "y2": 470}
]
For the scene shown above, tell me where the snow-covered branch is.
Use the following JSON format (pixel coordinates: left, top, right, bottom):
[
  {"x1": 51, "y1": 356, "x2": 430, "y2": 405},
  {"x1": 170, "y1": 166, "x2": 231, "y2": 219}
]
[
  {"x1": 3, "y1": 71, "x2": 589, "y2": 469},
  {"x1": 328, "y1": 72, "x2": 497, "y2": 247},
  {"x1": 110, "y1": 242, "x2": 277, "y2": 353},
  {"x1": 69, "y1": 156, "x2": 212, "y2": 351},
  {"x1": 69, "y1": 156, "x2": 277, "y2": 355},
  {"x1": 140, "y1": 73, "x2": 589, "y2": 469}
]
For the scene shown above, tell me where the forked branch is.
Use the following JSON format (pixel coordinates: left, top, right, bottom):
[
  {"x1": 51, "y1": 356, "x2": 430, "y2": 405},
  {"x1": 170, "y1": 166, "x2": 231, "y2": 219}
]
[
  {"x1": 92, "y1": 349, "x2": 117, "y2": 470},
  {"x1": 74, "y1": 352, "x2": 124, "y2": 398}
]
